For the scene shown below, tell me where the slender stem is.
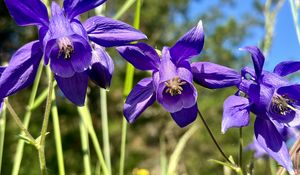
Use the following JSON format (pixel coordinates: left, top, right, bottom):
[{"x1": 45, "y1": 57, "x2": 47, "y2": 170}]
[
  {"x1": 51, "y1": 92, "x2": 65, "y2": 175},
  {"x1": 100, "y1": 89, "x2": 112, "y2": 174},
  {"x1": 78, "y1": 106, "x2": 109, "y2": 175},
  {"x1": 38, "y1": 68, "x2": 54, "y2": 175},
  {"x1": 197, "y1": 109, "x2": 230, "y2": 163},
  {"x1": 79, "y1": 119, "x2": 91, "y2": 175},
  {"x1": 239, "y1": 128, "x2": 243, "y2": 168},
  {"x1": 5, "y1": 100, "x2": 35, "y2": 144},
  {"x1": 12, "y1": 62, "x2": 43, "y2": 175},
  {"x1": 119, "y1": 118, "x2": 127, "y2": 175},
  {"x1": 0, "y1": 104, "x2": 6, "y2": 174},
  {"x1": 119, "y1": 1, "x2": 142, "y2": 175}
]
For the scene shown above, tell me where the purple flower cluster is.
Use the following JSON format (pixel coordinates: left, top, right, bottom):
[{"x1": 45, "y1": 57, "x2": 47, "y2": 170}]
[
  {"x1": 221, "y1": 47, "x2": 300, "y2": 174},
  {"x1": 1, "y1": 0, "x2": 146, "y2": 105},
  {"x1": 2, "y1": 0, "x2": 300, "y2": 174}
]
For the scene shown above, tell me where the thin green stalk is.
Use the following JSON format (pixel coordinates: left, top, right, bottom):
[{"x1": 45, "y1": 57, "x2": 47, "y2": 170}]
[
  {"x1": 0, "y1": 104, "x2": 6, "y2": 174},
  {"x1": 5, "y1": 100, "x2": 35, "y2": 144},
  {"x1": 38, "y1": 68, "x2": 54, "y2": 175},
  {"x1": 160, "y1": 136, "x2": 167, "y2": 175},
  {"x1": 239, "y1": 128, "x2": 243, "y2": 168},
  {"x1": 12, "y1": 62, "x2": 43, "y2": 175},
  {"x1": 100, "y1": 89, "x2": 112, "y2": 174},
  {"x1": 113, "y1": 0, "x2": 136, "y2": 20},
  {"x1": 79, "y1": 119, "x2": 91, "y2": 175},
  {"x1": 51, "y1": 92, "x2": 65, "y2": 175},
  {"x1": 94, "y1": 5, "x2": 112, "y2": 174},
  {"x1": 197, "y1": 109, "x2": 230, "y2": 163},
  {"x1": 119, "y1": 1, "x2": 142, "y2": 175},
  {"x1": 290, "y1": 0, "x2": 300, "y2": 44},
  {"x1": 77, "y1": 106, "x2": 109, "y2": 175},
  {"x1": 30, "y1": 82, "x2": 57, "y2": 111}
]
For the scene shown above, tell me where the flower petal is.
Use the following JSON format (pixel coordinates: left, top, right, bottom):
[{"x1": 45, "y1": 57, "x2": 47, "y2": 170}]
[
  {"x1": 55, "y1": 71, "x2": 88, "y2": 106},
  {"x1": 191, "y1": 62, "x2": 241, "y2": 89},
  {"x1": 159, "y1": 47, "x2": 177, "y2": 82},
  {"x1": 273, "y1": 61, "x2": 300, "y2": 77},
  {"x1": 124, "y1": 78, "x2": 156, "y2": 123},
  {"x1": 64, "y1": 0, "x2": 107, "y2": 19},
  {"x1": 116, "y1": 43, "x2": 160, "y2": 71},
  {"x1": 84, "y1": 16, "x2": 147, "y2": 47},
  {"x1": 221, "y1": 95, "x2": 250, "y2": 133},
  {"x1": 4, "y1": 0, "x2": 49, "y2": 26},
  {"x1": 246, "y1": 137, "x2": 267, "y2": 158},
  {"x1": 254, "y1": 118, "x2": 294, "y2": 174},
  {"x1": 170, "y1": 103, "x2": 198, "y2": 127},
  {"x1": 88, "y1": 44, "x2": 114, "y2": 89},
  {"x1": 0, "y1": 41, "x2": 43, "y2": 98},
  {"x1": 0, "y1": 99, "x2": 3, "y2": 113},
  {"x1": 170, "y1": 20, "x2": 204, "y2": 65},
  {"x1": 69, "y1": 35, "x2": 92, "y2": 73},
  {"x1": 240, "y1": 46, "x2": 265, "y2": 80}
]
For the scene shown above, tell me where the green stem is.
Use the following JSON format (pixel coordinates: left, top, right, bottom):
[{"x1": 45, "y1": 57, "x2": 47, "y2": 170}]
[
  {"x1": 100, "y1": 89, "x2": 112, "y2": 175},
  {"x1": 119, "y1": 1, "x2": 142, "y2": 175},
  {"x1": 239, "y1": 128, "x2": 243, "y2": 168},
  {"x1": 197, "y1": 109, "x2": 230, "y2": 163},
  {"x1": 12, "y1": 62, "x2": 43, "y2": 175},
  {"x1": 38, "y1": 68, "x2": 54, "y2": 175},
  {"x1": 0, "y1": 104, "x2": 6, "y2": 174},
  {"x1": 77, "y1": 106, "x2": 109, "y2": 175},
  {"x1": 51, "y1": 92, "x2": 65, "y2": 175},
  {"x1": 290, "y1": 0, "x2": 300, "y2": 44},
  {"x1": 79, "y1": 119, "x2": 91, "y2": 175},
  {"x1": 5, "y1": 100, "x2": 35, "y2": 144}
]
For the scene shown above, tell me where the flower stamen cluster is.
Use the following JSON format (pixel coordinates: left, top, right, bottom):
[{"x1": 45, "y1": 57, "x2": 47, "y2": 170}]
[
  {"x1": 58, "y1": 37, "x2": 74, "y2": 60},
  {"x1": 271, "y1": 95, "x2": 296, "y2": 116},
  {"x1": 164, "y1": 76, "x2": 186, "y2": 96}
]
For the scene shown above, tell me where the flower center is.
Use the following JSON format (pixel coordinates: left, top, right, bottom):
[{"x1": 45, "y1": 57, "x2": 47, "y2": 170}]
[
  {"x1": 271, "y1": 94, "x2": 296, "y2": 116},
  {"x1": 58, "y1": 37, "x2": 73, "y2": 59},
  {"x1": 164, "y1": 76, "x2": 186, "y2": 96}
]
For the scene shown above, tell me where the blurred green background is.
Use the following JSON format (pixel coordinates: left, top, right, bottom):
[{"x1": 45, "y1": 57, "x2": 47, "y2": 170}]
[{"x1": 0, "y1": 0, "x2": 294, "y2": 174}]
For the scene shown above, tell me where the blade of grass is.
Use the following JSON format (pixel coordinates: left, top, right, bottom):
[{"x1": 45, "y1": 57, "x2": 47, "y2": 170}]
[
  {"x1": 167, "y1": 125, "x2": 198, "y2": 175},
  {"x1": 77, "y1": 106, "x2": 109, "y2": 175},
  {"x1": 79, "y1": 119, "x2": 91, "y2": 175},
  {"x1": 0, "y1": 104, "x2": 6, "y2": 174},
  {"x1": 113, "y1": 0, "x2": 136, "y2": 20}
]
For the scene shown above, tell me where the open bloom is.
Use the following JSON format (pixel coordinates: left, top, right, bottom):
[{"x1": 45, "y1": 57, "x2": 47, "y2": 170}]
[
  {"x1": 221, "y1": 46, "x2": 300, "y2": 174},
  {"x1": 2, "y1": 0, "x2": 146, "y2": 105},
  {"x1": 117, "y1": 21, "x2": 241, "y2": 127}
]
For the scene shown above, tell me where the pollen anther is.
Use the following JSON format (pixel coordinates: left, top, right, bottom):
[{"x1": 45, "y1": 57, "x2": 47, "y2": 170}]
[
  {"x1": 165, "y1": 76, "x2": 186, "y2": 96},
  {"x1": 58, "y1": 37, "x2": 74, "y2": 60}
]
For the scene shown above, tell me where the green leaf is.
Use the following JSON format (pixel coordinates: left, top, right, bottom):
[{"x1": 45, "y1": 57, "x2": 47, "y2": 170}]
[{"x1": 209, "y1": 159, "x2": 243, "y2": 175}]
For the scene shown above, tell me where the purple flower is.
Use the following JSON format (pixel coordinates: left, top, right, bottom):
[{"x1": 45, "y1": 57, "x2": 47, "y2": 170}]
[
  {"x1": 221, "y1": 46, "x2": 300, "y2": 174},
  {"x1": 117, "y1": 21, "x2": 241, "y2": 127},
  {"x1": 2, "y1": 0, "x2": 147, "y2": 105}
]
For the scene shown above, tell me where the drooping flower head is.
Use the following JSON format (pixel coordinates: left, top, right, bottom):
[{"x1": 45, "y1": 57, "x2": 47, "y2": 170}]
[
  {"x1": 2, "y1": 0, "x2": 147, "y2": 105},
  {"x1": 221, "y1": 46, "x2": 300, "y2": 174},
  {"x1": 117, "y1": 21, "x2": 241, "y2": 127}
]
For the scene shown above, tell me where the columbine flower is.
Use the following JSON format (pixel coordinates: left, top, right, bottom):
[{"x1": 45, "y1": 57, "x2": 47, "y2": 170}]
[
  {"x1": 221, "y1": 46, "x2": 300, "y2": 174},
  {"x1": 116, "y1": 21, "x2": 241, "y2": 127},
  {"x1": 2, "y1": 0, "x2": 147, "y2": 105}
]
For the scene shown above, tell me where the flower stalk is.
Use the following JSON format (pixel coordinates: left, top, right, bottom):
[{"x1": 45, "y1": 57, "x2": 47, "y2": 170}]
[
  {"x1": 37, "y1": 67, "x2": 54, "y2": 175},
  {"x1": 197, "y1": 109, "x2": 231, "y2": 163},
  {"x1": 119, "y1": 0, "x2": 142, "y2": 175}
]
